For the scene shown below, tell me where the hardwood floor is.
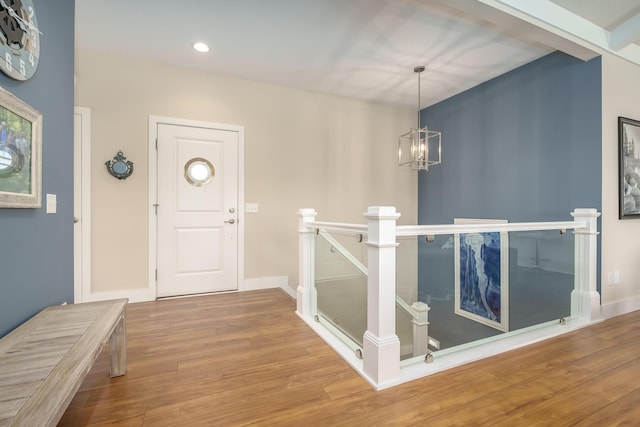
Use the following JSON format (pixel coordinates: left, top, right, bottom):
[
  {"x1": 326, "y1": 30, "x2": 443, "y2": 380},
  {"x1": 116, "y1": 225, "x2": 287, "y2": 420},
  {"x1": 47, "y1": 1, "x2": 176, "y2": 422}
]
[{"x1": 59, "y1": 289, "x2": 640, "y2": 426}]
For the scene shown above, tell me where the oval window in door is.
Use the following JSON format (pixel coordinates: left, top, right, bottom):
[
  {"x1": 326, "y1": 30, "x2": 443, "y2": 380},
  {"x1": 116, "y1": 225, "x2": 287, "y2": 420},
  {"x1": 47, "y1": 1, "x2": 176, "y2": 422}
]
[{"x1": 184, "y1": 157, "x2": 215, "y2": 187}]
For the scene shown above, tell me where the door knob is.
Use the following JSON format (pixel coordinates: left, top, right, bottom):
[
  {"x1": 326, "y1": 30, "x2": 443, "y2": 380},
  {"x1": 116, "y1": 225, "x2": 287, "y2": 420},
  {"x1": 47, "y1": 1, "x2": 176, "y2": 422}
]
[{"x1": 224, "y1": 219, "x2": 235, "y2": 224}]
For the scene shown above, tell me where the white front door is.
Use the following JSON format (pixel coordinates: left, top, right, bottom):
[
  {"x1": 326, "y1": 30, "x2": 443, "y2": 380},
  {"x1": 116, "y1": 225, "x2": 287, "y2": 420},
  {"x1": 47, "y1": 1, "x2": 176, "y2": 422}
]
[{"x1": 156, "y1": 123, "x2": 239, "y2": 297}]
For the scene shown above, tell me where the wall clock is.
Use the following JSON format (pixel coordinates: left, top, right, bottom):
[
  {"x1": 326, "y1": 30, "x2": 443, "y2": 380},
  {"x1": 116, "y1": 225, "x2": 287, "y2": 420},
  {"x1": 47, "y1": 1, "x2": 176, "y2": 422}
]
[{"x1": 0, "y1": 0, "x2": 39, "y2": 81}]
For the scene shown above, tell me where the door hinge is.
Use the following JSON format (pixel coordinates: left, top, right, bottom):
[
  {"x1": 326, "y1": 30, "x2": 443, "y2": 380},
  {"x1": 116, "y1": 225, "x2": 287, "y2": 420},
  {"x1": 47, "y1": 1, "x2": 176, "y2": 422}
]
[
  {"x1": 153, "y1": 203, "x2": 159, "y2": 215},
  {"x1": 155, "y1": 269, "x2": 158, "y2": 281},
  {"x1": 155, "y1": 137, "x2": 158, "y2": 150}
]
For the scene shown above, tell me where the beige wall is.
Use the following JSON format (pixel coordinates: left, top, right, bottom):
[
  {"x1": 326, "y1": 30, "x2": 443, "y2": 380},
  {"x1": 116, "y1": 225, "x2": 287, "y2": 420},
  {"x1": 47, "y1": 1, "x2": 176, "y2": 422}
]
[
  {"x1": 601, "y1": 53, "x2": 640, "y2": 312},
  {"x1": 75, "y1": 50, "x2": 417, "y2": 296}
]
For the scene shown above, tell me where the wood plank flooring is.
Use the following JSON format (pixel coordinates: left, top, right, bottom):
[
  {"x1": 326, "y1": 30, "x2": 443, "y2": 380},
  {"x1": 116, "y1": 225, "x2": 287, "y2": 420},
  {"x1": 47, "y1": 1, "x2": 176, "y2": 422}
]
[{"x1": 58, "y1": 289, "x2": 640, "y2": 426}]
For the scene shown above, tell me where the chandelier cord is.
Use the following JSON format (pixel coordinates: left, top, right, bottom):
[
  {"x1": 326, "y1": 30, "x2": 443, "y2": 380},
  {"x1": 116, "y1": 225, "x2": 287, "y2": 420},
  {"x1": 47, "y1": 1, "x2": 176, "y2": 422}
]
[
  {"x1": 415, "y1": 66, "x2": 425, "y2": 129},
  {"x1": 417, "y1": 68, "x2": 421, "y2": 128}
]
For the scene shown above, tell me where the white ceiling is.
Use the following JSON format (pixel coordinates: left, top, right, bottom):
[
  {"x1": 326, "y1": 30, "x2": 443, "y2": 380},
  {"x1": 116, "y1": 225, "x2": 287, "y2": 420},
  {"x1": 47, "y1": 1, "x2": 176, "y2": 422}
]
[{"x1": 75, "y1": 0, "x2": 640, "y2": 108}]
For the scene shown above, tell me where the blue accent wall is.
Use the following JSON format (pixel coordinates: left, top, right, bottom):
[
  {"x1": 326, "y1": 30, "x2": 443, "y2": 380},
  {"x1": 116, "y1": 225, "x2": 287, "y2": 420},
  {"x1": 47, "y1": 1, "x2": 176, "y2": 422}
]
[
  {"x1": 416, "y1": 52, "x2": 602, "y2": 347},
  {"x1": 0, "y1": 0, "x2": 75, "y2": 337},
  {"x1": 418, "y1": 52, "x2": 602, "y2": 223}
]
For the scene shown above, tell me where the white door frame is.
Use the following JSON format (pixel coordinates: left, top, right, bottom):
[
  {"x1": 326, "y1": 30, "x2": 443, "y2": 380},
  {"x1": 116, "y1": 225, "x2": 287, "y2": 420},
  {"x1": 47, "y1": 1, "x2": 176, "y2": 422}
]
[
  {"x1": 74, "y1": 106, "x2": 92, "y2": 303},
  {"x1": 148, "y1": 116, "x2": 245, "y2": 298}
]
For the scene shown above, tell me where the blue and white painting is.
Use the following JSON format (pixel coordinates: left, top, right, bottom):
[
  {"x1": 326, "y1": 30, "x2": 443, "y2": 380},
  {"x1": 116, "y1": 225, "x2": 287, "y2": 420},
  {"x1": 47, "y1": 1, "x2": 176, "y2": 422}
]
[{"x1": 454, "y1": 225, "x2": 509, "y2": 332}]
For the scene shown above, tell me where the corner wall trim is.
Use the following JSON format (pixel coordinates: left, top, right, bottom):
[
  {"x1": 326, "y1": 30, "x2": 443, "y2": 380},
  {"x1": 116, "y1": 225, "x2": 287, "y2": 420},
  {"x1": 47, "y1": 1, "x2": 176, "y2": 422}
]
[
  {"x1": 280, "y1": 283, "x2": 297, "y2": 299},
  {"x1": 74, "y1": 107, "x2": 92, "y2": 304}
]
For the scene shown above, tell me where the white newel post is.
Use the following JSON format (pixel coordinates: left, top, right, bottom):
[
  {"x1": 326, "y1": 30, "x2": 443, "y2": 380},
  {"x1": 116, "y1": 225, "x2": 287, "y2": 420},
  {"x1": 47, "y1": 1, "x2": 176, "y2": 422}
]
[
  {"x1": 363, "y1": 206, "x2": 401, "y2": 387},
  {"x1": 297, "y1": 208, "x2": 317, "y2": 318},
  {"x1": 571, "y1": 208, "x2": 601, "y2": 322}
]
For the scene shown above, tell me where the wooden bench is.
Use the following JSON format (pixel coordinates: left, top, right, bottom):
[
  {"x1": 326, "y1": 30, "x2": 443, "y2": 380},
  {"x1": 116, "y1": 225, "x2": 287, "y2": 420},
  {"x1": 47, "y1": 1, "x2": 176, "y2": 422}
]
[{"x1": 0, "y1": 299, "x2": 128, "y2": 427}]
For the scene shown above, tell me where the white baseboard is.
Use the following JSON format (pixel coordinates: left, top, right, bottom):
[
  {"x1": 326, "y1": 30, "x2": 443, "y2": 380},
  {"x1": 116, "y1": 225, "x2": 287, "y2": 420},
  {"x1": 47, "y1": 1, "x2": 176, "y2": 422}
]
[
  {"x1": 601, "y1": 294, "x2": 640, "y2": 319},
  {"x1": 79, "y1": 288, "x2": 154, "y2": 304},
  {"x1": 242, "y1": 275, "x2": 291, "y2": 293},
  {"x1": 79, "y1": 277, "x2": 296, "y2": 305}
]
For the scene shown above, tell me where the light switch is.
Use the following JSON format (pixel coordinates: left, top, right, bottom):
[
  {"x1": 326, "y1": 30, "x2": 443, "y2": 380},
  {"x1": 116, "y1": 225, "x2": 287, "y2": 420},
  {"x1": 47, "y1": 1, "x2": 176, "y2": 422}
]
[
  {"x1": 245, "y1": 203, "x2": 259, "y2": 213},
  {"x1": 608, "y1": 271, "x2": 620, "y2": 286},
  {"x1": 46, "y1": 194, "x2": 57, "y2": 214}
]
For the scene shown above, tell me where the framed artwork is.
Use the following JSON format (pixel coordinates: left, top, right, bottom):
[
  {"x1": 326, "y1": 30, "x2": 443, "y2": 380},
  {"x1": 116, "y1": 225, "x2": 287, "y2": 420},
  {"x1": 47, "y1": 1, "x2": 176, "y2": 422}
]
[
  {"x1": 454, "y1": 218, "x2": 509, "y2": 332},
  {"x1": 0, "y1": 87, "x2": 42, "y2": 208},
  {"x1": 619, "y1": 116, "x2": 640, "y2": 219}
]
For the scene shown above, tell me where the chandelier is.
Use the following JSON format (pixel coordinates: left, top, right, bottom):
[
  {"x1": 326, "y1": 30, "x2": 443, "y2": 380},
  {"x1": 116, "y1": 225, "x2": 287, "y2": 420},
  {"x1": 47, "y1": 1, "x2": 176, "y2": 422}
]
[{"x1": 398, "y1": 66, "x2": 441, "y2": 171}]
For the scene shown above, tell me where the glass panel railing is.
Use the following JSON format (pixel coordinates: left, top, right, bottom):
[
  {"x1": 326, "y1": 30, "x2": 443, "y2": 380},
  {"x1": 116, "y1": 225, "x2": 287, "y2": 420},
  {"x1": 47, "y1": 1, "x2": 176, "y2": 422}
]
[
  {"x1": 329, "y1": 231, "x2": 368, "y2": 267},
  {"x1": 396, "y1": 304, "x2": 415, "y2": 360},
  {"x1": 509, "y1": 230, "x2": 576, "y2": 329},
  {"x1": 397, "y1": 235, "x2": 419, "y2": 306},
  {"x1": 396, "y1": 236, "x2": 427, "y2": 360},
  {"x1": 398, "y1": 229, "x2": 577, "y2": 360},
  {"x1": 314, "y1": 225, "x2": 576, "y2": 364},
  {"x1": 314, "y1": 231, "x2": 367, "y2": 350},
  {"x1": 418, "y1": 235, "x2": 499, "y2": 349},
  {"x1": 316, "y1": 230, "x2": 415, "y2": 358}
]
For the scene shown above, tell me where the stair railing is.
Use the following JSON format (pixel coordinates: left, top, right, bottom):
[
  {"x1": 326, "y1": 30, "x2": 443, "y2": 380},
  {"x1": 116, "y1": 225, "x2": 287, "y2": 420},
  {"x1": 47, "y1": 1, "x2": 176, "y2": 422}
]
[{"x1": 297, "y1": 207, "x2": 601, "y2": 390}]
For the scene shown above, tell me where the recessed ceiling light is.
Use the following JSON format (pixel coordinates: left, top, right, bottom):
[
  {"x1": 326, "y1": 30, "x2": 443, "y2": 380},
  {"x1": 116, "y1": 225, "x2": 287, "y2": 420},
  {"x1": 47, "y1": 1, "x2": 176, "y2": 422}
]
[{"x1": 193, "y1": 42, "x2": 210, "y2": 53}]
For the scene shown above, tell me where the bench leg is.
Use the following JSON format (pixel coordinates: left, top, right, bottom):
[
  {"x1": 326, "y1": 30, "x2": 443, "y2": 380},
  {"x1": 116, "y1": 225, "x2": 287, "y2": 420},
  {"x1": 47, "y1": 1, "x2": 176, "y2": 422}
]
[{"x1": 109, "y1": 311, "x2": 127, "y2": 377}]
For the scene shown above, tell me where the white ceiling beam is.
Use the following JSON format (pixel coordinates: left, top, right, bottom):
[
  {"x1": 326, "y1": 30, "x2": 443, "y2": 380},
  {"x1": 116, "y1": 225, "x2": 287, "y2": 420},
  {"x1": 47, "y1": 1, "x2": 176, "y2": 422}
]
[
  {"x1": 461, "y1": 0, "x2": 640, "y2": 65},
  {"x1": 441, "y1": 0, "x2": 599, "y2": 61},
  {"x1": 609, "y1": 12, "x2": 640, "y2": 51}
]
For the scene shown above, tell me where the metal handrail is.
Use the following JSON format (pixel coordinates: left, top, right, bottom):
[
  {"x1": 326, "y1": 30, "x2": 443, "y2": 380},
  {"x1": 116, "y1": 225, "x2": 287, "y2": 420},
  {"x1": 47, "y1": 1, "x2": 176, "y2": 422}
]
[
  {"x1": 396, "y1": 221, "x2": 586, "y2": 237},
  {"x1": 308, "y1": 221, "x2": 366, "y2": 234},
  {"x1": 309, "y1": 219, "x2": 587, "y2": 238}
]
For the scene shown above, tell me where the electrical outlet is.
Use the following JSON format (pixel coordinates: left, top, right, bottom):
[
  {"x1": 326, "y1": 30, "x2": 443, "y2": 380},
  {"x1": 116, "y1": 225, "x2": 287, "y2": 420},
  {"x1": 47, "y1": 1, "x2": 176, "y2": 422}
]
[{"x1": 608, "y1": 271, "x2": 620, "y2": 286}]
